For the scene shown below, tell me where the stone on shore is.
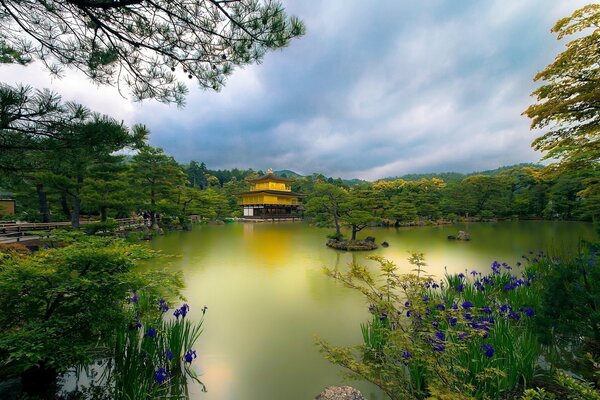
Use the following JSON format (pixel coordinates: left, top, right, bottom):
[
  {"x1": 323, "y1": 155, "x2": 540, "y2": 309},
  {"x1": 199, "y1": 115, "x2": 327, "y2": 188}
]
[{"x1": 315, "y1": 386, "x2": 366, "y2": 400}]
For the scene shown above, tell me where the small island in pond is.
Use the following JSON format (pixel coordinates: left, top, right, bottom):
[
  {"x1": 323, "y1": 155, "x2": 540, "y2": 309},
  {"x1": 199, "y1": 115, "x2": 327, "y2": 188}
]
[{"x1": 326, "y1": 237, "x2": 378, "y2": 251}]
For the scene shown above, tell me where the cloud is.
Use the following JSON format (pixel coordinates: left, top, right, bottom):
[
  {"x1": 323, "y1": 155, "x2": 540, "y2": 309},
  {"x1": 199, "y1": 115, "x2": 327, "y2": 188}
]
[{"x1": 0, "y1": 0, "x2": 591, "y2": 180}]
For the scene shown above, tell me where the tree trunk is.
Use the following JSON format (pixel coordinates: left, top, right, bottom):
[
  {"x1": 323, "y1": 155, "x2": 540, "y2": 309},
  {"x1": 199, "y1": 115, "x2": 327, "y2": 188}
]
[
  {"x1": 150, "y1": 186, "x2": 158, "y2": 228},
  {"x1": 35, "y1": 183, "x2": 51, "y2": 223},
  {"x1": 332, "y1": 208, "x2": 342, "y2": 239},
  {"x1": 351, "y1": 226, "x2": 357, "y2": 240},
  {"x1": 71, "y1": 196, "x2": 81, "y2": 228},
  {"x1": 70, "y1": 176, "x2": 83, "y2": 229},
  {"x1": 100, "y1": 205, "x2": 107, "y2": 222},
  {"x1": 60, "y1": 193, "x2": 70, "y2": 217}
]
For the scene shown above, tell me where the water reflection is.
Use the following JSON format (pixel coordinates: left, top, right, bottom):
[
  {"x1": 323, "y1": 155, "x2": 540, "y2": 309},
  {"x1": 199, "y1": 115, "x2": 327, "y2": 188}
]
[{"x1": 147, "y1": 221, "x2": 596, "y2": 400}]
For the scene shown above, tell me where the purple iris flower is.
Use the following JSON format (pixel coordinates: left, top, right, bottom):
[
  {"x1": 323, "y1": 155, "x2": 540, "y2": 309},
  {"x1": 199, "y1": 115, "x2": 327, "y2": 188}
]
[
  {"x1": 184, "y1": 349, "x2": 197, "y2": 364},
  {"x1": 154, "y1": 367, "x2": 168, "y2": 384},
  {"x1": 481, "y1": 344, "x2": 495, "y2": 358},
  {"x1": 146, "y1": 327, "x2": 157, "y2": 338},
  {"x1": 522, "y1": 306, "x2": 535, "y2": 317},
  {"x1": 158, "y1": 299, "x2": 169, "y2": 312}
]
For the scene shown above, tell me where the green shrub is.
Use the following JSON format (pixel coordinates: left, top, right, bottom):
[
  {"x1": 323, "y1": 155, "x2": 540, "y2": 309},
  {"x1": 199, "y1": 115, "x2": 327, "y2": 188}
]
[
  {"x1": 528, "y1": 247, "x2": 600, "y2": 377},
  {"x1": 318, "y1": 254, "x2": 542, "y2": 399},
  {"x1": 0, "y1": 236, "x2": 185, "y2": 397},
  {"x1": 84, "y1": 220, "x2": 119, "y2": 235}
]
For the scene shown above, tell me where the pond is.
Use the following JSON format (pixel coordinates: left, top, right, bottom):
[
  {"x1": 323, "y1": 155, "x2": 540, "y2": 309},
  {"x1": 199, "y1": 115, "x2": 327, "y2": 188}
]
[{"x1": 146, "y1": 221, "x2": 597, "y2": 400}]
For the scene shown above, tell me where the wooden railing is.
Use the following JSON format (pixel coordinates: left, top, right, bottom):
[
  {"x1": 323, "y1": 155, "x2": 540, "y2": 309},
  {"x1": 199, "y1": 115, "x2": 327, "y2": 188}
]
[{"x1": 0, "y1": 217, "x2": 147, "y2": 243}]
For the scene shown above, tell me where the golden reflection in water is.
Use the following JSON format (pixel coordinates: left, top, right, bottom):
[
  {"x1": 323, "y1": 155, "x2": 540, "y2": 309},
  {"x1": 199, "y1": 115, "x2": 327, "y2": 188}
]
[{"x1": 243, "y1": 223, "x2": 292, "y2": 268}]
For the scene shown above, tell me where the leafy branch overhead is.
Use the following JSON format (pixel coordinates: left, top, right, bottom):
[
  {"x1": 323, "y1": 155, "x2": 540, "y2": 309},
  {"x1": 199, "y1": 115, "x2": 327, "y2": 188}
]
[
  {"x1": 0, "y1": 0, "x2": 305, "y2": 105},
  {"x1": 524, "y1": 4, "x2": 600, "y2": 170}
]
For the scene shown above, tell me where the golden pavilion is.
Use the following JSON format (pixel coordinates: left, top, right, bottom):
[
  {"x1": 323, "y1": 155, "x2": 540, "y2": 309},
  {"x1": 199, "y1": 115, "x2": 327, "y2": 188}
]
[{"x1": 238, "y1": 169, "x2": 304, "y2": 220}]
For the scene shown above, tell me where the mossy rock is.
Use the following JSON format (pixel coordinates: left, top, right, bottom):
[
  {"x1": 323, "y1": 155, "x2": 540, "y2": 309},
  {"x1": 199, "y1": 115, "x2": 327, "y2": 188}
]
[{"x1": 326, "y1": 239, "x2": 378, "y2": 251}]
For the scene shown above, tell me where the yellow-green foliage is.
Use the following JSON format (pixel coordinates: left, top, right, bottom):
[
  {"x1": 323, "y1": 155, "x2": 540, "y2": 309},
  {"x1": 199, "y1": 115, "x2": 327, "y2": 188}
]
[
  {"x1": 521, "y1": 388, "x2": 556, "y2": 400},
  {"x1": 318, "y1": 254, "x2": 541, "y2": 400},
  {"x1": 555, "y1": 370, "x2": 600, "y2": 400}
]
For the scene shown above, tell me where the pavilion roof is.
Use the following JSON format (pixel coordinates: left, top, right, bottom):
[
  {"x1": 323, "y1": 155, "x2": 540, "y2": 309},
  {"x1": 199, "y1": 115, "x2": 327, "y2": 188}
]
[
  {"x1": 246, "y1": 172, "x2": 294, "y2": 183},
  {"x1": 238, "y1": 189, "x2": 304, "y2": 197}
]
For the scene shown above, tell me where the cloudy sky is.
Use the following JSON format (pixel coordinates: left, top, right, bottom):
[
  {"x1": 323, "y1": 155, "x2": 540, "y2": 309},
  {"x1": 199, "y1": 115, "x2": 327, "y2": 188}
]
[{"x1": 0, "y1": 1, "x2": 590, "y2": 180}]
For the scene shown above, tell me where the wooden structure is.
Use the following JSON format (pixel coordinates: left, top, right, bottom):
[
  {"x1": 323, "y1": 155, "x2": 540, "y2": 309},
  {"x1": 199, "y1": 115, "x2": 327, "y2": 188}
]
[
  {"x1": 0, "y1": 217, "x2": 146, "y2": 244},
  {"x1": 238, "y1": 170, "x2": 304, "y2": 220},
  {"x1": 0, "y1": 199, "x2": 16, "y2": 216}
]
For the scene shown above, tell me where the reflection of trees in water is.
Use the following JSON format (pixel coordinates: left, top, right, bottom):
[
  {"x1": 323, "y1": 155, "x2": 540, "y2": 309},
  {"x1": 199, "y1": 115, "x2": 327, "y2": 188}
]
[{"x1": 331, "y1": 251, "x2": 358, "y2": 271}]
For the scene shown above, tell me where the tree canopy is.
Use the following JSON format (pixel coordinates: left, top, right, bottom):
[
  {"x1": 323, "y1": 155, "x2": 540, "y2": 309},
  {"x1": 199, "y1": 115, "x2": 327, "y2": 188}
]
[
  {"x1": 0, "y1": 0, "x2": 305, "y2": 105},
  {"x1": 524, "y1": 4, "x2": 600, "y2": 170}
]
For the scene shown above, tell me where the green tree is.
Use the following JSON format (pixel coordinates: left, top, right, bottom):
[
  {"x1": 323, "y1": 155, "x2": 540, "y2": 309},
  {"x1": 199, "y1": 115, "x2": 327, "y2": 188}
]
[
  {"x1": 186, "y1": 161, "x2": 208, "y2": 189},
  {"x1": 80, "y1": 156, "x2": 135, "y2": 221},
  {"x1": 221, "y1": 177, "x2": 250, "y2": 217},
  {"x1": 0, "y1": 0, "x2": 305, "y2": 105},
  {"x1": 410, "y1": 178, "x2": 445, "y2": 220},
  {"x1": 194, "y1": 188, "x2": 229, "y2": 220},
  {"x1": 305, "y1": 183, "x2": 349, "y2": 239},
  {"x1": 523, "y1": 5, "x2": 600, "y2": 170},
  {"x1": 341, "y1": 188, "x2": 379, "y2": 240},
  {"x1": 524, "y1": 5, "x2": 600, "y2": 221},
  {"x1": 444, "y1": 175, "x2": 510, "y2": 218},
  {"x1": 389, "y1": 198, "x2": 418, "y2": 226},
  {"x1": 42, "y1": 117, "x2": 143, "y2": 227},
  {"x1": 130, "y1": 145, "x2": 187, "y2": 227}
]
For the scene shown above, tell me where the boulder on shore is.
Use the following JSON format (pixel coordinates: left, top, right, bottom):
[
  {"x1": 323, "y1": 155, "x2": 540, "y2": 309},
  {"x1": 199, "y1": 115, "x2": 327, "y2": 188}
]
[
  {"x1": 326, "y1": 239, "x2": 378, "y2": 251},
  {"x1": 448, "y1": 230, "x2": 471, "y2": 241},
  {"x1": 316, "y1": 386, "x2": 366, "y2": 400}
]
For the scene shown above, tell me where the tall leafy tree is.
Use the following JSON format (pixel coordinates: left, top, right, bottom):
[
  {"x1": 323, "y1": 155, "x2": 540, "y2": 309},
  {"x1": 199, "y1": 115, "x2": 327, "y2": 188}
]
[
  {"x1": 186, "y1": 161, "x2": 208, "y2": 189},
  {"x1": 341, "y1": 188, "x2": 379, "y2": 240},
  {"x1": 43, "y1": 118, "x2": 143, "y2": 227},
  {"x1": 0, "y1": 0, "x2": 305, "y2": 104},
  {"x1": 524, "y1": 5, "x2": 600, "y2": 220},
  {"x1": 80, "y1": 156, "x2": 134, "y2": 221},
  {"x1": 305, "y1": 183, "x2": 349, "y2": 239},
  {"x1": 524, "y1": 4, "x2": 600, "y2": 170},
  {"x1": 130, "y1": 145, "x2": 187, "y2": 227}
]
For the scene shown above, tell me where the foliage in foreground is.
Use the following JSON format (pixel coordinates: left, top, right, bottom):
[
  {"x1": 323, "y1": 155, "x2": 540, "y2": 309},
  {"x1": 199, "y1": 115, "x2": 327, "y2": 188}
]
[
  {"x1": 0, "y1": 233, "x2": 190, "y2": 397},
  {"x1": 318, "y1": 254, "x2": 542, "y2": 399},
  {"x1": 319, "y1": 248, "x2": 600, "y2": 399},
  {"x1": 67, "y1": 296, "x2": 206, "y2": 400}
]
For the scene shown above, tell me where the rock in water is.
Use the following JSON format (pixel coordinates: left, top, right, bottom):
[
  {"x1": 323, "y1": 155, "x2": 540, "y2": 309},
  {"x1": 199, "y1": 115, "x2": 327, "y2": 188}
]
[
  {"x1": 315, "y1": 386, "x2": 366, "y2": 400},
  {"x1": 381, "y1": 241, "x2": 389, "y2": 247},
  {"x1": 457, "y1": 230, "x2": 471, "y2": 241},
  {"x1": 448, "y1": 231, "x2": 471, "y2": 241}
]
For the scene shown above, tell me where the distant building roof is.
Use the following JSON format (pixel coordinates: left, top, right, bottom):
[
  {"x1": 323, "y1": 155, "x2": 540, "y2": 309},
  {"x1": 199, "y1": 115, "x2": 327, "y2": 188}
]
[
  {"x1": 238, "y1": 189, "x2": 304, "y2": 197},
  {"x1": 247, "y1": 172, "x2": 294, "y2": 183}
]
